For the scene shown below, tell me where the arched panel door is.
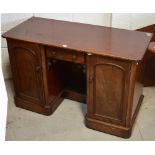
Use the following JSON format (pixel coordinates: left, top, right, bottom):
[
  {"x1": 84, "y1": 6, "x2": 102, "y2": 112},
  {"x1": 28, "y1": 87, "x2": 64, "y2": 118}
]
[
  {"x1": 93, "y1": 63, "x2": 125, "y2": 120},
  {"x1": 7, "y1": 40, "x2": 44, "y2": 105},
  {"x1": 87, "y1": 55, "x2": 130, "y2": 125}
]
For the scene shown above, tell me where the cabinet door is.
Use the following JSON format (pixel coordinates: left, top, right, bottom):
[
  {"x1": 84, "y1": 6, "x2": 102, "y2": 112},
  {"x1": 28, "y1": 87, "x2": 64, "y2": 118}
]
[
  {"x1": 87, "y1": 55, "x2": 131, "y2": 125},
  {"x1": 7, "y1": 40, "x2": 44, "y2": 105}
]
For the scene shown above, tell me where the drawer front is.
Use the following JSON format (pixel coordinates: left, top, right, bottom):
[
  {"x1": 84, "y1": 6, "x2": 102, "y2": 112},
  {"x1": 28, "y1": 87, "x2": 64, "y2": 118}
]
[{"x1": 46, "y1": 47, "x2": 85, "y2": 64}]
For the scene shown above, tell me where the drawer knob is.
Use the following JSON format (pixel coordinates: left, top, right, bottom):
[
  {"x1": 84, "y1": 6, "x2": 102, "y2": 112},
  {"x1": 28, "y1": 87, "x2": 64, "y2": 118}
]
[
  {"x1": 52, "y1": 59, "x2": 57, "y2": 64},
  {"x1": 72, "y1": 54, "x2": 77, "y2": 61},
  {"x1": 52, "y1": 51, "x2": 56, "y2": 56}
]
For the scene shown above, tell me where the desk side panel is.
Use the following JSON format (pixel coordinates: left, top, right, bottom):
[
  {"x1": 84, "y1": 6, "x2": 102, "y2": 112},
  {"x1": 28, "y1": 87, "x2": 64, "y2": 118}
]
[
  {"x1": 40, "y1": 46, "x2": 65, "y2": 113},
  {"x1": 131, "y1": 60, "x2": 144, "y2": 121}
]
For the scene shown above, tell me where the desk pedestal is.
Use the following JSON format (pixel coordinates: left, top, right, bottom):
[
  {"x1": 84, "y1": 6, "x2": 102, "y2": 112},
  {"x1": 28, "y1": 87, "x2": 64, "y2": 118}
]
[{"x1": 85, "y1": 55, "x2": 144, "y2": 138}]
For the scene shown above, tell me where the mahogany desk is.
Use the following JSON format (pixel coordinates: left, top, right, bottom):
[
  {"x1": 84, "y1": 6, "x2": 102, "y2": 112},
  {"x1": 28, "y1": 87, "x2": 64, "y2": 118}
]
[{"x1": 2, "y1": 17, "x2": 152, "y2": 138}]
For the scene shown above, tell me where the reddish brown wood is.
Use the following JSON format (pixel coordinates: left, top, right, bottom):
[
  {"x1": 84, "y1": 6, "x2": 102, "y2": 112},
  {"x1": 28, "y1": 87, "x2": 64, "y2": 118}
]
[
  {"x1": 2, "y1": 17, "x2": 152, "y2": 61},
  {"x1": 6, "y1": 39, "x2": 65, "y2": 115},
  {"x1": 2, "y1": 17, "x2": 152, "y2": 138},
  {"x1": 40, "y1": 45, "x2": 65, "y2": 114},
  {"x1": 137, "y1": 24, "x2": 155, "y2": 86},
  {"x1": 46, "y1": 46, "x2": 85, "y2": 64},
  {"x1": 86, "y1": 55, "x2": 130, "y2": 125},
  {"x1": 7, "y1": 40, "x2": 45, "y2": 105},
  {"x1": 86, "y1": 55, "x2": 145, "y2": 138},
  {"x1": 62, "y1": 88, "x2": 86, "y2": 103}
]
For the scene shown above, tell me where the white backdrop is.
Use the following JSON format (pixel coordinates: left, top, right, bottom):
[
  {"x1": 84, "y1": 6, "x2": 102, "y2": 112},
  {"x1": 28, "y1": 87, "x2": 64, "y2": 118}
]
[
  {"x1": 112, "y1": 13, "x2": 155, "y2": 30},
  {"x1": 0, "y1": 43, "x2": 8, "y2": 141},
  {"x1": 0, "y1": 13, "x2": 155, "y2": 141}
]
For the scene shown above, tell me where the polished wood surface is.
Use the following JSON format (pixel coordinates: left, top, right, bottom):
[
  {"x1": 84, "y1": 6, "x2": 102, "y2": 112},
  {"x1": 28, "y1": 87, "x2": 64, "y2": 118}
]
[
  {"x1": 2, "y1": 17, "x2": 152, "y2": 61},
  {"x1": 86, "y1": 55, "x2": 144, "y2": 138},
  {"x1": 7, "y1": 40, "x2": 45, "y2": 105},
  {"x1": 46, "y1": 46, "x2": 85, "y2": 64},
  {"x1": 87, "y1": 55, "x2": 130, "y2": 125},
  {"x1": 2, "y1": 17, "x2": 152, "y2": 138}
]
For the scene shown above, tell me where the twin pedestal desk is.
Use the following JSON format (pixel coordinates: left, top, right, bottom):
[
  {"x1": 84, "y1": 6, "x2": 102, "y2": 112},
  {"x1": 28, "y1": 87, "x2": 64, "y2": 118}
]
[{"x1": 3, "y1": 17, "x2": 152, "y2": 138}]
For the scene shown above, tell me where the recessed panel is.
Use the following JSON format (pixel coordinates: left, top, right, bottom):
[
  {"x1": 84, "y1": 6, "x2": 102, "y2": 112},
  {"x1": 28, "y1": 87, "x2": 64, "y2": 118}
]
[{"x1": 94, "y1": 63, "x2": 125, "y2": 120}]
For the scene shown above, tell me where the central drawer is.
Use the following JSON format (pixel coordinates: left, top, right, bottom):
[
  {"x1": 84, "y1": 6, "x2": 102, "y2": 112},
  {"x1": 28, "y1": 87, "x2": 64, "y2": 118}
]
[{"x1": 46, "y1": 47, "x2": 85, "y2": 64}]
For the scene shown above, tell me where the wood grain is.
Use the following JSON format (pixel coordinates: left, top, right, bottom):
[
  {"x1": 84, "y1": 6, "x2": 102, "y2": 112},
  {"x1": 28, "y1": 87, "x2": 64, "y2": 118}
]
[{"x1": 2, "y1": 17, "x2": 152, "y2": 61}]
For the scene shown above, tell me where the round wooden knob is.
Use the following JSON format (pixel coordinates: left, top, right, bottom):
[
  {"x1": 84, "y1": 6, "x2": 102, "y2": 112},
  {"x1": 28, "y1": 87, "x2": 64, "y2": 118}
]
[
  {"x1": 72, "y1": 54, "x2": 77, "y2": 61},
  {"x1": 35, "y1": 66, "x2": 41, "y2": 72},
  {"x1": 89, "y1": 76, "x2": 94, "y2": 83},
  {"x1": 48, "y1": 61, "x2": 52, "y2": 70},
  {"x1": 52, "y1": 59, "x2": 57, "y2": 64},
  {"x1": 148, "y1": 42, "x2": 155, "y2": 53},
  {"x1": 83, "y1": 65, "x2": 86, "y2": 73},
  {"x1": 52, "y1": 51, "x2": 56, "y2": 56}
]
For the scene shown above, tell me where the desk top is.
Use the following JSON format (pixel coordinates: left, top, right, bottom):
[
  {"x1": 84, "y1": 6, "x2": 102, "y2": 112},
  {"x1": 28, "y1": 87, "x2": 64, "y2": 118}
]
[{"x1": 2, "y1": 17, "x2": 152, "y2": 61}]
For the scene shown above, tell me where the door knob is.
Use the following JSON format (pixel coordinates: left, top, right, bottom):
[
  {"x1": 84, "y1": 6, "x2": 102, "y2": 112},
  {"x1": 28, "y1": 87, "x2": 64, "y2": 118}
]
[
  {"x1": 48, "y1": 61, "x2": 52, "y2": 71},
  {"x1": 89, "y1": 75, "x2": 94, "y2": 83}
]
